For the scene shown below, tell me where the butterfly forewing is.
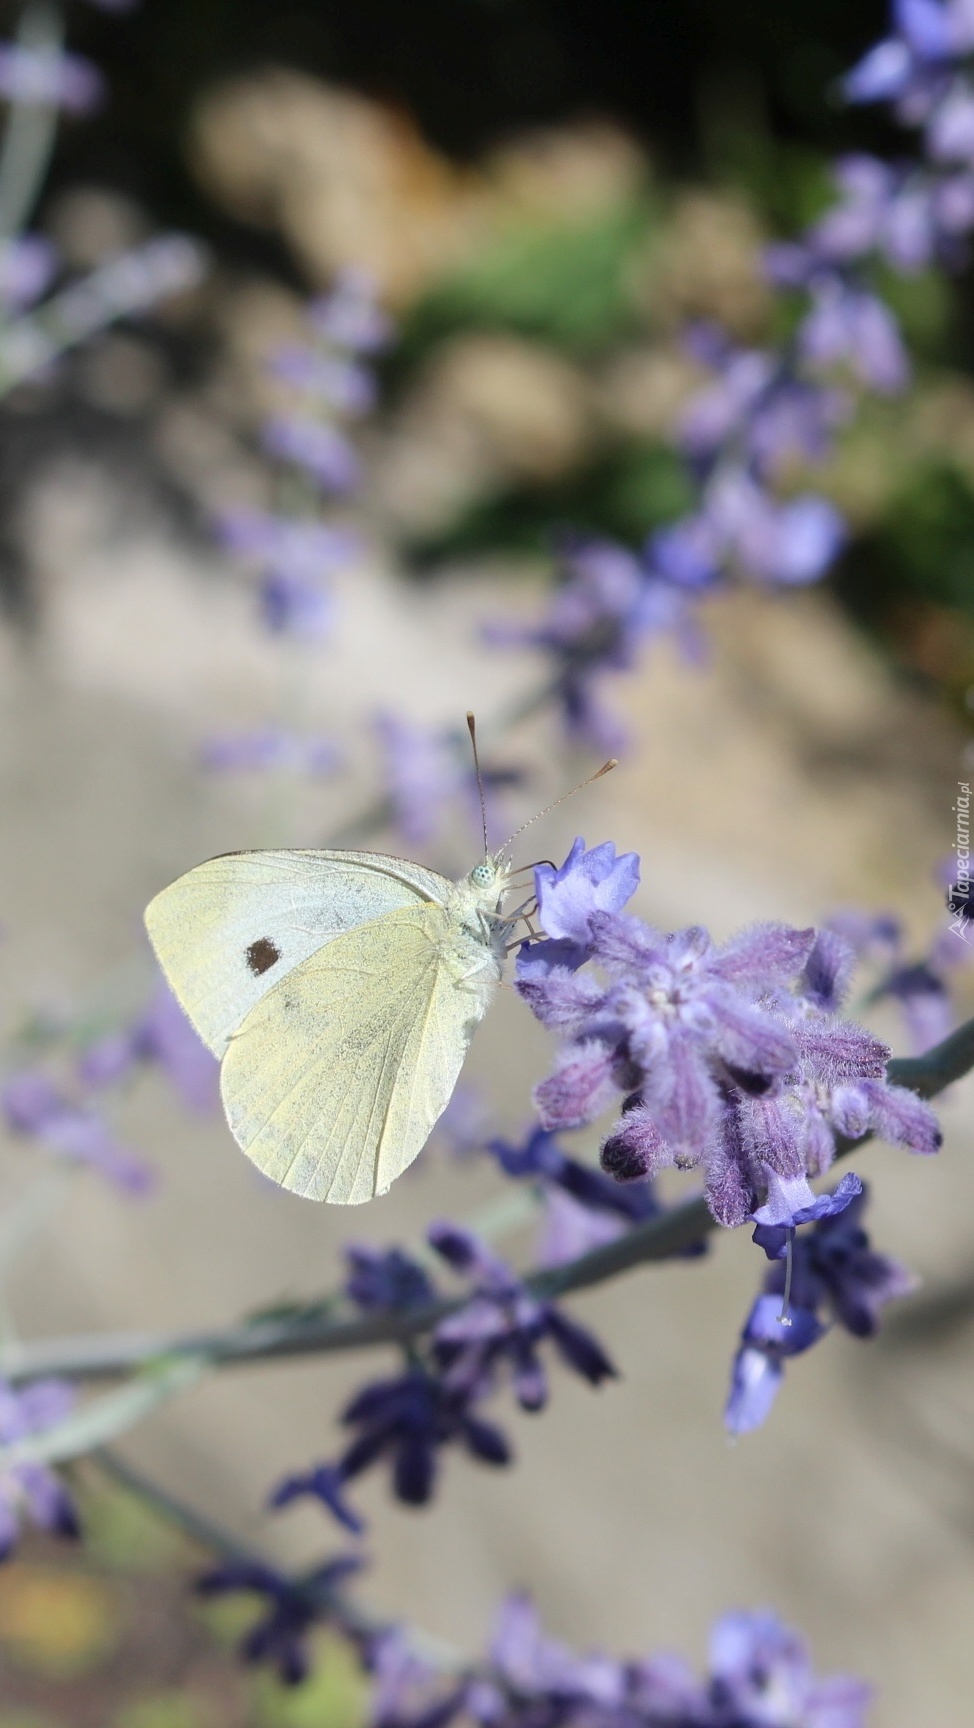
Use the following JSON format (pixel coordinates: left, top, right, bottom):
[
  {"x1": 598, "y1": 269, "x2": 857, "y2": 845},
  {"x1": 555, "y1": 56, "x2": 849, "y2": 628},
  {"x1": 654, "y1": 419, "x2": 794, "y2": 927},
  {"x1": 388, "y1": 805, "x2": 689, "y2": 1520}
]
[
  {"x1": 219, "y1": 903, "x2": 499, "y2": 1203},
  {"x1": 144, "y1": 849, "x2": 453, "y2": 1057}
]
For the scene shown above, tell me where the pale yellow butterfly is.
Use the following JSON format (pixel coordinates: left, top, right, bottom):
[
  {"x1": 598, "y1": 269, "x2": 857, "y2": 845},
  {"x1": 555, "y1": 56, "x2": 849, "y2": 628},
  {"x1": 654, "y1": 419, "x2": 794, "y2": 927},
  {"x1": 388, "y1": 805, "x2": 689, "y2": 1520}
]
[{"x1": 144, "y1": 723, "x2": 614, "y2": 1205}]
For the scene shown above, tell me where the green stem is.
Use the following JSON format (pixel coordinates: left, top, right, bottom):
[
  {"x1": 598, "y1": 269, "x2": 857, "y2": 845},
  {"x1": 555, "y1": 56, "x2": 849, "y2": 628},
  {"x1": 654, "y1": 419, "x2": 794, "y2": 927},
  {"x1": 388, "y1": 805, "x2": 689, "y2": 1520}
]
[{"x1": 2, "y1": 1014, "x2": 971, "y2": 1389}]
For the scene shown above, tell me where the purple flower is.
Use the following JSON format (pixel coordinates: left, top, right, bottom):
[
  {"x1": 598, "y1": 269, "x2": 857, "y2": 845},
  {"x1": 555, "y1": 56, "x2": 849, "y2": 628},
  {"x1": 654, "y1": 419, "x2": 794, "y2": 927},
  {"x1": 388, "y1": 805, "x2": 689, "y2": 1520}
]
[
  {"x1": 706, "y1": 1609, "x2": 873, "y2": 1725},
  {"x1": 79, "y1": 980, "x2": 219, "y2": 1115},
  {"x1": 201, "y1": 728, "x2": 342, "y2": 779},
  {"x1": 373, "y1": 713, "x2": 520, "y2": 850},
  {"x1": 519, "y1": 846, "x2": 941, "y2": 1228},
  {"x1": 196, "y1": 1554, "x2": 363, "y2": 1685},
  {"x1": 488, "y1": 537, "x2": 701, "y2": 753},
  {"x1": 339, "y1": 1369, "x2": 511, "y2": 1507},
  {"x1": 309, "y1": 269, "x2": 392, "y2": 354},
  {"x1": 344, "y1": 1245, "x2": 436, "y2": 1313},
  {"x1": 269, "y1": 345, "x2": 376, "y2": 415},
  {"x1": 724, "y1": 1293, "x2": 825, "y2": 1433},
  {"x1": 368, "y1": 1629, "x2": 467, "y2": 1728},
  {"x1": 0, "y1": 237, "x2": 56, "y2": 312},
  {"x1": 754, "y1": 1179, "x2": 916, "y2": 1337},
  {"x1": 727, "y1": 1179, "x2": 915, "y2": 1432},
  {"x1": 0, "y1": 1379, "x2": 80, "y2": 1558},
  {"x1": 799, "y1": 281, "x2": 909, "y2": 392},
  {"x1": 215, "y1": 508, "x2": 358, "y2": 639},
  {"x1": 0, "y1": 45, "x2": 104, "y2": 113},
  {"x1": 269, "y1": 1462, "x2": 365, "y2": 1536},
  {"x1": 261, "y1": 414, "x2": 361, "y2": 494},
  {"x1": 524, "y1": 837, "x2": 640, "y2": 974},
  {"x1": 428, "y1": 1223, "x2": 617, "y2": 1412},
  {"x1": 2, "y1": 1071, "x2": 155, "y2": 1194}
]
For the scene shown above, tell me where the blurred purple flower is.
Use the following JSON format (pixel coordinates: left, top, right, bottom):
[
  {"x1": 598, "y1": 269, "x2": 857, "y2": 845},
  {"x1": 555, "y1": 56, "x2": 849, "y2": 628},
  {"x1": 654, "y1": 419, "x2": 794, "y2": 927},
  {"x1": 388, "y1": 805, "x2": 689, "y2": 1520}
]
[
  {"x1": 373, "y1": 713, "x2": 520, "y2": 850},
  {"x1": 344, "y1": 1245, "x2": 436, "y2": 1313},
  {"x1": 79, "y1": 980, "x2": 218, "y2": 1115},
  {"x1": 0, "y1": 1378, "x2": 80, "y2": 1558},
  {"x1": 261, "y1": 414, "x2": 361, "y2": 494},
  {"x1": 0, "y1": 237, "x2": 56, "y2": 313},
  {"x1": 309, "y1": 269, "x2": 392, "y2": 354},
  {"x1": 707, "y1": 1609, "x2": 873, "y2": 1725},
  {"x1": 215, "y1": 509, "x2": 358, "y2": 640},
  {"x1": 2, "y1": 1071, "x2": 155, "y2": 1194},
  {"x1": 799, "y1": 281, "x2": 909, "y2": 392},
  {"x1": 196, "y1": 1554, "x2": 363, "y2": 1685},
  {"x1": 338, "y1": 1367, "x2": 511, "y2": 1506},
  {"x1": 270, "y1": 1462, "x2": 366, "y2": 1536},
  {"x1": 201, "y1": 728, "x2": 342, "y2": 778},
  {"x1": 269, "y1": 345, "x2": 377, "y2": 415},
  {"x1": 428, "y1": 1223, "x2": 616, "y2": 1412},
  {"x1": 0, "y1": 45, "x2": 104, "y2": 113},
  {"x1": 487, "y1": 537, "x2": 703, "y2": 753}
]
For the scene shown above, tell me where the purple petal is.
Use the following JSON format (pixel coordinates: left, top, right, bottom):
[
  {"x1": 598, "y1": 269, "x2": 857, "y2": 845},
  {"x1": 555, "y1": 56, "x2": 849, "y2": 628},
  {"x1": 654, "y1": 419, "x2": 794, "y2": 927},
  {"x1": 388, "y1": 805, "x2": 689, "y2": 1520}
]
[
  {"x1": 711, "y1": 922, "x2": 816, "y2": 988},
  {"x1": 534, "y1": 840, "x2": 640, "y2": 945},
  {"x1": 533, "y1": 1044, "x2": 619, "y2": 1130}
]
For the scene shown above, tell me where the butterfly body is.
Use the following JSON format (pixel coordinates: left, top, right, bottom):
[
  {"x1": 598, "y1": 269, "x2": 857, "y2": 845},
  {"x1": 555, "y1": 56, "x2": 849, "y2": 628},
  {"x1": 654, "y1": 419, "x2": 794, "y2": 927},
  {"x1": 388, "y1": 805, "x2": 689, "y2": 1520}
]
[{"x1": 145, "y1": 849, "x2": 515, "y2": 1204}]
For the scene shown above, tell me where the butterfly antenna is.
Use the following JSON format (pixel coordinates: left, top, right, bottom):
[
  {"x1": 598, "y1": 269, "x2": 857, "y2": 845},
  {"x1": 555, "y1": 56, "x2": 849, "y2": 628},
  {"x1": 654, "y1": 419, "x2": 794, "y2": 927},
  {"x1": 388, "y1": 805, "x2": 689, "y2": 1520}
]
[
  {"x1": 502, "y1": 758, "x2": 617, "y2": 855},
  {"x1": 466, "y1": 712, "x2": 490, "y2": 862}
]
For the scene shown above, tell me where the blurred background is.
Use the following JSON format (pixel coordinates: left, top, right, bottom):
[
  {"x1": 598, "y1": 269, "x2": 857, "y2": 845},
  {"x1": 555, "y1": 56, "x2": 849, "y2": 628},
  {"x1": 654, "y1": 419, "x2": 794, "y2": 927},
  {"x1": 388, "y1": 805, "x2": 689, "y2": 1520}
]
[{"x1": 2, "y1": 0, "x2": 974, "y2": 1724}]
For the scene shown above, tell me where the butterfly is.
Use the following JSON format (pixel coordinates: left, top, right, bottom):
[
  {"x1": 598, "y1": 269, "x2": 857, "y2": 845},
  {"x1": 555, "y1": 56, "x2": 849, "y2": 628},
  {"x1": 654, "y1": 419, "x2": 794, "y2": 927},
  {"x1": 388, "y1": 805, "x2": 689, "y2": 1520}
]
[{"x1": 144, "y1": 841, "x2": 522, "y2": 1206}]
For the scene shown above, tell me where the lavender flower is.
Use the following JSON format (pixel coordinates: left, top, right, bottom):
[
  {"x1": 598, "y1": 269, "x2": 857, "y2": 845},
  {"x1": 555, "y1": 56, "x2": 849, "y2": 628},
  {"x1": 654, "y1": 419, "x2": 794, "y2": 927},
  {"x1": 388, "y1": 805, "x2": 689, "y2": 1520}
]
[
  {"x1": 344, "y1": 1245, "x2": 437, "y2": 1313},
  {"x1": 261, "y1": 414, "x2": 361, "y2": 494},
  {"x1": 428, "y1": 1223, "x2": 616, "y2": 1412},
  {"x1": 706, "y1": 1609, "x2": 873, "y2": 1725},
  {"x1": 79, "y1": 980, "x2": 219, "y2": 1114},
  {"x1": 196, "y1": 1554, "x2": 363, "y2": 1685},
  {"x1": 487, "y1": 538, "x2": 703, "y2": 753},
  {"x1": 269, "y1": 345, "x2": 377, "y2": 416},
  {"x1": 216, "y1": 507, "x2": 359, "y2": 639},
  {"x1": 0, "y1": 237, "x2": 56, "y2": 314},
  {"x1": 0, "y1": 1379, "x2": 80, "y2": 1557},
  {"x1": 270, "y1": 1462, "x2": 366, "y2": 1536},
  {"x1": 309, "y1": 269, "x2": 392, "y2": 354},
  {"x1": 0, "y1": 45, "x2": 104, "y2": 113},
  {"x1": 201, "y1": 728, "x2": 342, "y2": 778},
  {"x1": 374, "y1": 713, "x2": 520, "y2": 850},
  {"x1": 338, "y1": 1367, "x2": 511, "y2": 1506},
  {"x1": 2, "y1": 1071, "x2": 155, "y2": 1194},
  {"x1": 519, "y1": 842, "x2": 941, "y2": 1228},
  {"x1": 727, "y1": 1178, "x2": 915, "y2": 1432}
]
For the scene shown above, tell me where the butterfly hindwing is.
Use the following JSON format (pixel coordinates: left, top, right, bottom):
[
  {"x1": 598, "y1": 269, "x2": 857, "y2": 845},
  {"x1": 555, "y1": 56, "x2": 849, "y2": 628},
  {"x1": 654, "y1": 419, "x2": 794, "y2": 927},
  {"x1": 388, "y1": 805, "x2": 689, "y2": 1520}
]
[
  {"x1": 144, "y1": 849, "x2": 453, "y2": 1057},
  {"x1": 219, "y1": 902, "x2": 498, "y2": 1203}
]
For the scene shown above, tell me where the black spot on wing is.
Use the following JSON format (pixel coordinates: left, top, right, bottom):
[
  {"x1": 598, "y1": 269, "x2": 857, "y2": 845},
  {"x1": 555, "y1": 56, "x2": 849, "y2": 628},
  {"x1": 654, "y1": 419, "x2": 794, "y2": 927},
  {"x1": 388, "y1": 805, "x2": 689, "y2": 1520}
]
[{"x1": 247, "y1": 937, "x2": 281, "y2": 976}]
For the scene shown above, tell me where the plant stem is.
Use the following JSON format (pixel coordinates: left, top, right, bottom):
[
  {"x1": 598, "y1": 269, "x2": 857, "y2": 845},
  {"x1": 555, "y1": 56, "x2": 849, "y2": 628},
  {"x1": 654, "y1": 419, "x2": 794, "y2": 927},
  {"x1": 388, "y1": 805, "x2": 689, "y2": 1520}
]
[{"x1": 2, "y1": 1016, "x2": 970, "y2": 1388}]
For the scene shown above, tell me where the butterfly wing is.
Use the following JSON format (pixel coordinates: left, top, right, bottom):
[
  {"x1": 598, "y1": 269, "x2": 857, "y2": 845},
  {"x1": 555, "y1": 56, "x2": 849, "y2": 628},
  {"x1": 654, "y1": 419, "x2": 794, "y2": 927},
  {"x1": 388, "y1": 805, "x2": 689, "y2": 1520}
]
[
  {"x1": 219, "y1": 902, "x2": 499, "y2": 1203},
  {"x1": 144, "y1": 849, "x2": 453, "y2": 1057}
]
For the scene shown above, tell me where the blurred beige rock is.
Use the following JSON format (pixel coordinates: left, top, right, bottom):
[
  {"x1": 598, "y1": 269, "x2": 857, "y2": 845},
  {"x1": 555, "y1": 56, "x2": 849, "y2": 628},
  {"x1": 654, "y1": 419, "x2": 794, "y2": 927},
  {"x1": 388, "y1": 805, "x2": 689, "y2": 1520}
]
[
  {"x1": 190, "y1": 72, "x2": 476, "y2": 304},
  {"x1": 377, "y1": 334, "x2": 593, "y2": 534},
  {"x1": 642, "y1": 190, "x2": 773, "y2": 335},
  {"x1": 191, "y1": 74, "x2": 649, "y2": 309}
]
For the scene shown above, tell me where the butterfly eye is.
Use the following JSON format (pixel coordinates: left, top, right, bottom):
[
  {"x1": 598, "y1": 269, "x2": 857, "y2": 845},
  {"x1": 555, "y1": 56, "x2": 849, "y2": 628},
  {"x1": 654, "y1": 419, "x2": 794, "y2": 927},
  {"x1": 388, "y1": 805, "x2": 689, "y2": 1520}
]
[{"x1": 470, "y1": 863, "x2": 494, "y2": 888}]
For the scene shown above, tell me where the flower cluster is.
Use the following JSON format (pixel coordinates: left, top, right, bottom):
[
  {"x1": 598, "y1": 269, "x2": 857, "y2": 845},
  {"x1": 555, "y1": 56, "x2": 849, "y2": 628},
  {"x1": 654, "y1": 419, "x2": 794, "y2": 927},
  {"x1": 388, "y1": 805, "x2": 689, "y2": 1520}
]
[
  {"x1": 197, "y1": 1553, "x2": 364, "y2": 1686},
  {"x1": 268, "y1": 1225, "x2": 614, "y2": 1521},
  {"x1": 726, "y1": 1177, "x2": 915, "y2": 1432},
  {"x1": 517, "y1": 842, "x2": 941, "y2": 1228},
  {"x1": 368, "y1": 1596, "x2": 872, "y2": 1728},
  {"x1": 487, "y1": 536, "x2": 704, "y2": 755},
  {"x1": 374, "y1": 712, "x2": 523, "y2": 850},
  {"x1": 0, "y1": 980, "x2": 218, "y2": 1192},
  {"x1": 484, "y1": 1123, "x2": 707, "y2": 1267},
  {"x1": 216, "y1": 270, "x2": 389, "y2": 641}
]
